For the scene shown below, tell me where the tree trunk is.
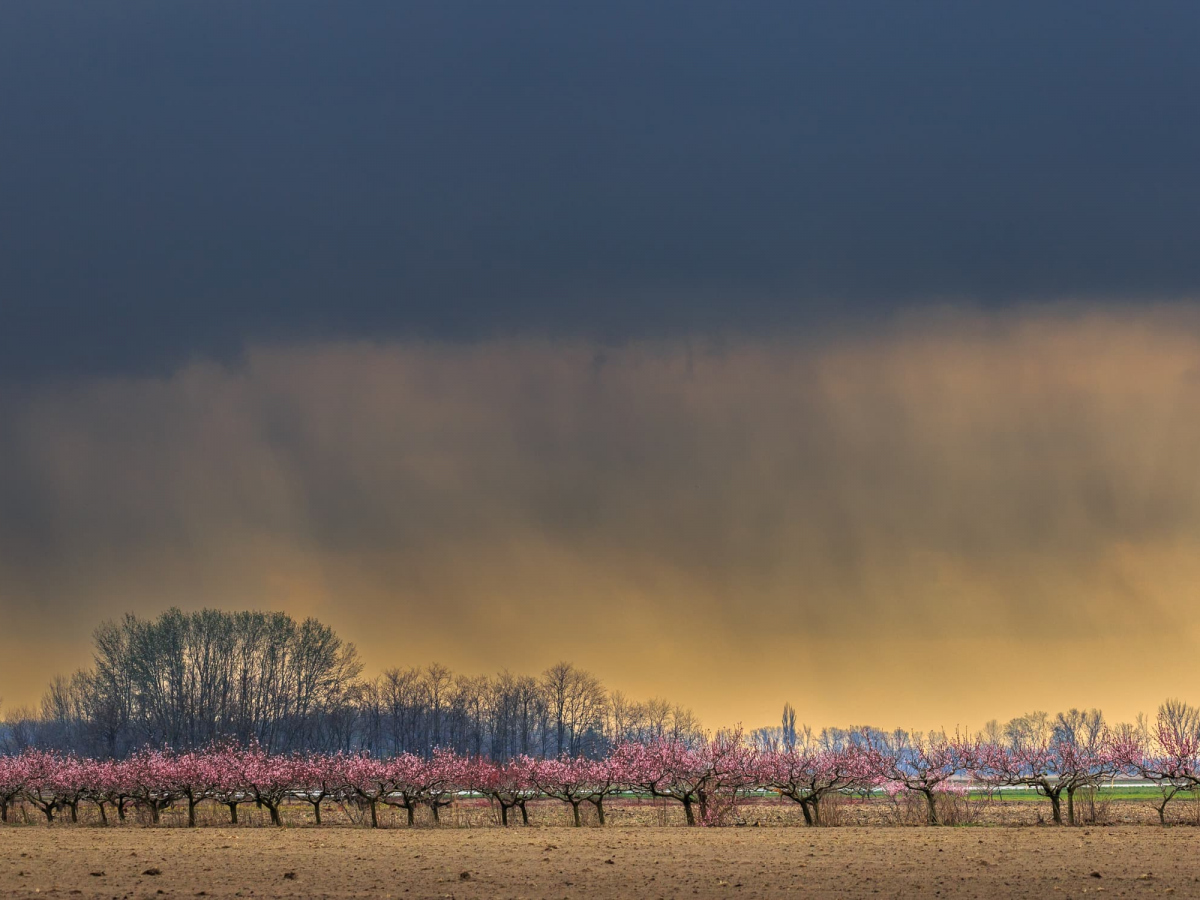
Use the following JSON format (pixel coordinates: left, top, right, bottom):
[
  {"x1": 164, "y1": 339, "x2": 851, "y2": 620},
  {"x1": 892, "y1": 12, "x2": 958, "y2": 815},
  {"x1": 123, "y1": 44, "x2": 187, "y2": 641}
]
[
  {"x1": 796, "y1": 797, "x2": 814, "y2": 826},
  {"x1": 41, "y1": 804, "x2": 55, "y2": 824},
  {"x1": 150, "y1": 803, "x2": 160, "y2": 825},
  {"x1": 1153, "y1": 786, "x2": 1178, "y2": 825},
  {"x1": 267, "y1": 802, "x2": 281, "y2": 826},
  {"x1": 519, "y1": 801, "x2": 529, "y2": 825},
  {"x1": 117, "y1": 798, "x2": 128, "y2": 822},
  {"x1": 97, "y1": 801, "x2": 109, "y2": 826},
  {"x1": 570, "y1": 799, "x2": 582, "y2": 827},
  {"x1": 311, "y1": 800, "x2": 322, "y2": 826},
  {"x1": 593, "y1": 797, "x2": 606, "y2": 826},
  {"x1": 1048, "y1": 791, "x2": 1062, "y2": 825},
  {"x1": 682, "y1": 797, "x2": 696, "y2": 827},
  {"x1": 923, "y1": 790, "x2": 939, "y2": 826},
  {"x1": 1067, "y1": 787, "x2": 1075, "y2": 826},
  {"x1": 68, "y1": 800, "x2": 79, "y2": 823},
  {"x1": 500, "y1": 803, "x2": 509, "y2": 826},
  {"x1": 187, "y1": 795, "x2": 198, "y2": 827},
  {"x1": 227, "y1": 802, "x2": 239, "y2": 825},
  {"x1": 1, "y1": 800, "x2": 8, "y2": 823}
]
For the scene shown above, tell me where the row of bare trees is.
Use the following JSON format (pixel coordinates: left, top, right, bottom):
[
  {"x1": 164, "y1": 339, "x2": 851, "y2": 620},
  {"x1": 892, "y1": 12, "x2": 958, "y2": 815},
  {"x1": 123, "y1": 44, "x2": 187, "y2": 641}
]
[{"x1": 1, "y1": 609, "x2": 701, "y2": 760}]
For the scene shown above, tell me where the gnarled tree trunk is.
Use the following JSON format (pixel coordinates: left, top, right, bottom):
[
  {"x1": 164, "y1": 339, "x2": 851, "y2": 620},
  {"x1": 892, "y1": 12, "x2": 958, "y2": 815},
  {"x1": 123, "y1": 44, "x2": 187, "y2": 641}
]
[
  {"x1": 681, "y1": 796, "x2": 696, "y2": 827},
  {"x1": 922, "y1": 789, "x2": 939, "y2": 826}
]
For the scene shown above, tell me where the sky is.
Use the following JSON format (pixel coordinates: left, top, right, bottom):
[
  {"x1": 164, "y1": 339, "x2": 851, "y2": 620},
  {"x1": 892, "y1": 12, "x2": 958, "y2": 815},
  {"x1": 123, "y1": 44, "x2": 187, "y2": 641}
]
[{"x1": 2, "y1": 2, "x2": 1200, "y2": 731}]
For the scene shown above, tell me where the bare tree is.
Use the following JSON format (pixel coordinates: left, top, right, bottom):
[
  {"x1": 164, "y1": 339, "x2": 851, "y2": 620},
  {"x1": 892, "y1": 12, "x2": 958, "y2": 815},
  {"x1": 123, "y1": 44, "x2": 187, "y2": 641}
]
[
  {"x1": 782, "y1": 703, "x2": 798, "y2": 751},
  {"x1": 540, "y1": 662, "x2": 607, "y2": 756}
]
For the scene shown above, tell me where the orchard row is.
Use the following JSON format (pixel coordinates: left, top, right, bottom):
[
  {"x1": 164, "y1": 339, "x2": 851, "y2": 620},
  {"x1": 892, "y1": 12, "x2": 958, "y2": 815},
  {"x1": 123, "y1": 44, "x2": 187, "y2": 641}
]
[{"x1": 1, "y1": 714, "x2": 1196, "y2": 828}]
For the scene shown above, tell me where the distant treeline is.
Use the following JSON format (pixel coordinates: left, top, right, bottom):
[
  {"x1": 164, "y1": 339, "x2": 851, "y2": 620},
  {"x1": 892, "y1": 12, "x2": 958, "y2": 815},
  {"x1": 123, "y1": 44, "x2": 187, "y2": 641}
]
[{"x1": 0, "y1": 609, "x2": 701, "y2": 760}]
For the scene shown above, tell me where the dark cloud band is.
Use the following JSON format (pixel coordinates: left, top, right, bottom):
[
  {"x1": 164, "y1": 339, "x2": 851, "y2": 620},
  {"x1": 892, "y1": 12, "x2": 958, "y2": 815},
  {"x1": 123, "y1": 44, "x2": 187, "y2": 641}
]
[{"x1": 3, "y1": 1, "x2": 1200, "y2": 378}]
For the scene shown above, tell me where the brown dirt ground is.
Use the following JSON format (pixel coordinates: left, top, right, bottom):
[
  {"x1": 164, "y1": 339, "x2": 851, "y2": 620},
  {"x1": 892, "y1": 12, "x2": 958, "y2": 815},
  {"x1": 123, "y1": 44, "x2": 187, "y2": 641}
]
[{"x1": 2, "y1": 821, "x2": 1200, "y2": 899}]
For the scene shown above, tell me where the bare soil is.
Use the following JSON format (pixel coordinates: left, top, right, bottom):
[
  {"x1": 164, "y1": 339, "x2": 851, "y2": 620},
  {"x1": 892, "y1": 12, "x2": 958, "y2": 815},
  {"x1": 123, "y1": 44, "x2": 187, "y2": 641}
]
[{"x1": 2, "y1": 823, "x2": 1200, "y2": 899}]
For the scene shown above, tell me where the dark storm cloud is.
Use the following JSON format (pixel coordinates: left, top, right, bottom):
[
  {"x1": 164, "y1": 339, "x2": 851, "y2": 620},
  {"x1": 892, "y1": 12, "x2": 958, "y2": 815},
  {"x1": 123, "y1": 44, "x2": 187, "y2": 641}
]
[{"x1": 3, "y1": 1, "x2": 1200, "y2": 378}]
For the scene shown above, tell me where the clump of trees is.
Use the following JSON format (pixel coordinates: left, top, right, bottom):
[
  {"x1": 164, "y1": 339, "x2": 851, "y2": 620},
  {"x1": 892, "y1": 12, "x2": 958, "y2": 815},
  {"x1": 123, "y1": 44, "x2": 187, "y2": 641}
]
[
  {"x1": 33, "y1": 609, "x2": 363, "y2": 757},
  {"x1": 1, "y1": 609, "x2": 703, "y2": 760}
]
